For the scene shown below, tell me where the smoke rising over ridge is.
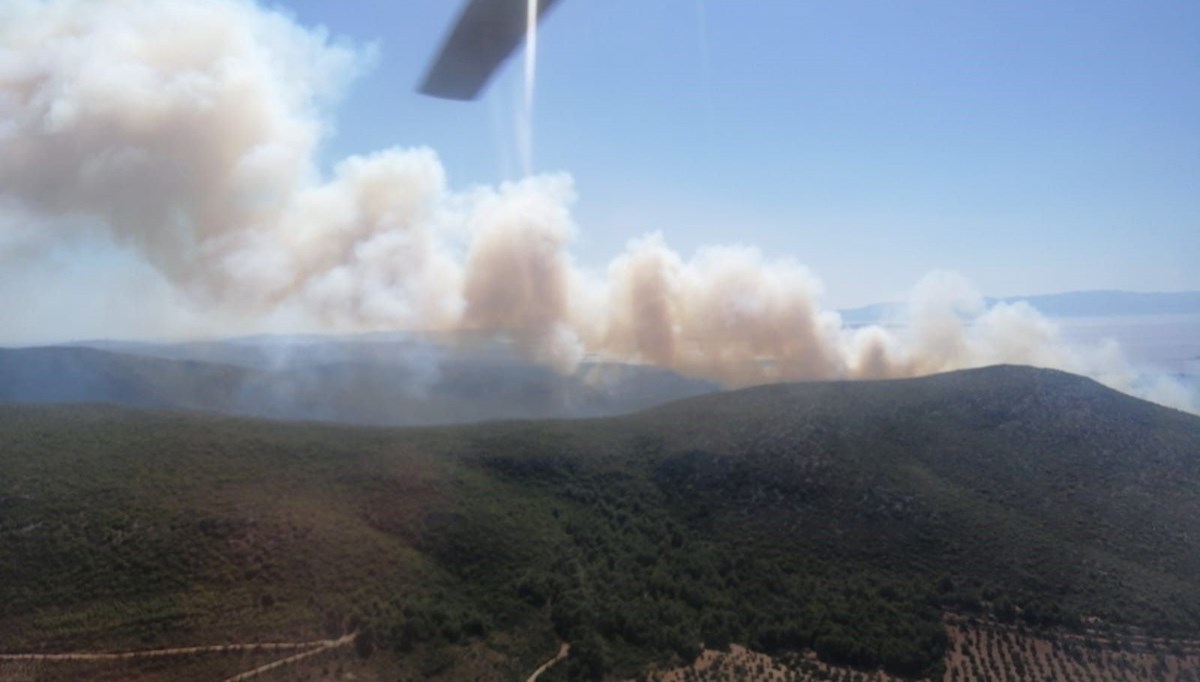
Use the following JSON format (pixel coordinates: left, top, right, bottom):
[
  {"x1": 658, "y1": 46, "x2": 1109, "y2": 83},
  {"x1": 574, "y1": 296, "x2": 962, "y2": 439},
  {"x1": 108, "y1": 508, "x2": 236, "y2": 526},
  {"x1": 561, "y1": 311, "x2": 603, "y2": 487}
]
[{"x1": 1, "y1": 0, "x2": 1195, "y2": 413}]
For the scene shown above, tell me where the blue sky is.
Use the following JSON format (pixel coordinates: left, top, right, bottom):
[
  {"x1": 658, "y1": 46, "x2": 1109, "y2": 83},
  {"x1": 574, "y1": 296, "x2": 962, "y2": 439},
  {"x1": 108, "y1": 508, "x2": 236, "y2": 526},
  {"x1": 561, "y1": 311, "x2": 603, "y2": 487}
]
[{"x1": 274, "y1": 0, "x2": 1198, "y2": 308}]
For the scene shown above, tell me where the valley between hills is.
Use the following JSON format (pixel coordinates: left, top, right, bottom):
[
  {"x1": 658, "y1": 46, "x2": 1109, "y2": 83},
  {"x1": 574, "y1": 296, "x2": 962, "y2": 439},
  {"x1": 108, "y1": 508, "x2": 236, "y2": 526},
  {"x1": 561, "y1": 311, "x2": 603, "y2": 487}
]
[{"x1": 3, "y1": 365, "x2": 1199, "y2": 680}]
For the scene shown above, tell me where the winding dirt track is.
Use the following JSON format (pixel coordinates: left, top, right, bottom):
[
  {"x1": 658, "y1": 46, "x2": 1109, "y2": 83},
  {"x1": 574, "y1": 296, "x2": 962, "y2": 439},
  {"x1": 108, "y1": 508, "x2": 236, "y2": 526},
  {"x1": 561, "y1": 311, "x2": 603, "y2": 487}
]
[
  {"x1": 220, "y1": 632, "x2": 357, "y2": 682},
  {"x1": 526, "y1": 642, "x2": 569, "y2": 682},
  {"x1": 0, "y1": 631, "x2": 358, "y2": 681},
  {"x1": 0, "y1": 634, "x2": 351, "y2": 662}
]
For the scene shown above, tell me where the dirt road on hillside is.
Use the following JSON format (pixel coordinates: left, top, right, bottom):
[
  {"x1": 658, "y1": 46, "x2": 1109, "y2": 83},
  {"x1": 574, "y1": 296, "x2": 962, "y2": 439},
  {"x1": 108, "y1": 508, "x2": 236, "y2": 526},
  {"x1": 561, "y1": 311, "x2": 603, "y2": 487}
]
[
  {"x1": 220, "y1": 632, "x2": 357, "y2": 682},
  {"x1": 527, "y1": 642, "x2": 569, "y2": 682},
  {"x1": 0, "y1": 633, "x2": 353, "y2": 662}
]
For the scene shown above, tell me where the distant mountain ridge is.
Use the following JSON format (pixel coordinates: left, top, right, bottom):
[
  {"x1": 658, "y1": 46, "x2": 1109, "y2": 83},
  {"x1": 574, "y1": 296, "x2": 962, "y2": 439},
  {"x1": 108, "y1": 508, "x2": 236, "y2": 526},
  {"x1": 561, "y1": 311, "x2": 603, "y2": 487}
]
[
  {"x1": 839, "y1": 289, "x2": 1200, "y2": 325},
  {"x1": 0, "y1": 341, "x2": 719, "y2": 426}
]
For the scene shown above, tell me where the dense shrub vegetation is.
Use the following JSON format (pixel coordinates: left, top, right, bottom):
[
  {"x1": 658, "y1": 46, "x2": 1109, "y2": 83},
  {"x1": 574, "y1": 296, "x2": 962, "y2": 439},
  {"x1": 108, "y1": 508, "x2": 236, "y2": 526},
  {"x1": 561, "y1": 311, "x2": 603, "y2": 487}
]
[{"x1": 3, "y1": 365, "x2": 1199, "y2": 680}]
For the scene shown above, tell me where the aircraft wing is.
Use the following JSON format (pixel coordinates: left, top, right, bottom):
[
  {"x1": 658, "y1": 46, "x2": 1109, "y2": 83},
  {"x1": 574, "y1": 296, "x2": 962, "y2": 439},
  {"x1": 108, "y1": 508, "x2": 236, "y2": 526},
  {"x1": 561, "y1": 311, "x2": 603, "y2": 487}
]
[{"x1": 419, "y1": 0, "x2": 563, "y2": 100}]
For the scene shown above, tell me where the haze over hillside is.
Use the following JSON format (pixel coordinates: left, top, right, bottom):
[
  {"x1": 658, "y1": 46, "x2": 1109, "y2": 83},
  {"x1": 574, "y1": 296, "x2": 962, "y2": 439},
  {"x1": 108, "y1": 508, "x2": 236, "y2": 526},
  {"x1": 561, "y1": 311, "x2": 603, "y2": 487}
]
[
  {"x1": 0, "y1": 338, "x2": 719, "y2": 426},
  {"x1": 3, "y1": 300, "x2": 1197, "y2": 424},
  {"x1": 3, "y1": 365, "x2": 1200, "y2": 680}
]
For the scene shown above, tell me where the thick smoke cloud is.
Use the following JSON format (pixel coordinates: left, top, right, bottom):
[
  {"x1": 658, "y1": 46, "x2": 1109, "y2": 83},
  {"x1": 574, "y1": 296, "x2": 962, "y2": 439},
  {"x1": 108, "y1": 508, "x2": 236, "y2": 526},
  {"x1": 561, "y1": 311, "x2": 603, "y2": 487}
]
[{"x1": 1, "y1": 0, "x2": 1195, "y2": 413}]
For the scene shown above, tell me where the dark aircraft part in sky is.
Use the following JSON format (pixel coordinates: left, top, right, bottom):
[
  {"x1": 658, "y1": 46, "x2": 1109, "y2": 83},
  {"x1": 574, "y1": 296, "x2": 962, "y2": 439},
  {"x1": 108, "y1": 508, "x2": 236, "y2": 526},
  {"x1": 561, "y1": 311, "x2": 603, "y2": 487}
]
[{"x1": 419, "y1": 0, "x2": 562, "y2": 100}]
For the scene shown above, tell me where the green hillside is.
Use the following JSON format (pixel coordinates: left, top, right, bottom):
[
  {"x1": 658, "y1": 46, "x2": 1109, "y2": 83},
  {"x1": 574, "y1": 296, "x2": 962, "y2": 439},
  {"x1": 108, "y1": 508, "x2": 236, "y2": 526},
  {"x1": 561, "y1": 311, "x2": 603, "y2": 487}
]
[{"x1": 2, "y1": 365, "x2": 1199, "y2": 680}]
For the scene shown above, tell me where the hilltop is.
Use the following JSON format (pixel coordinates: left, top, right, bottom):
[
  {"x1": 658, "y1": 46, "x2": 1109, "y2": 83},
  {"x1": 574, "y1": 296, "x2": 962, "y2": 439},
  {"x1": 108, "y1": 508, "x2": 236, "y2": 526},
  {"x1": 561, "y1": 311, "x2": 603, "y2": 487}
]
[{"x1": 2, "y1": 365, "x2": 1199, "y2": 680}]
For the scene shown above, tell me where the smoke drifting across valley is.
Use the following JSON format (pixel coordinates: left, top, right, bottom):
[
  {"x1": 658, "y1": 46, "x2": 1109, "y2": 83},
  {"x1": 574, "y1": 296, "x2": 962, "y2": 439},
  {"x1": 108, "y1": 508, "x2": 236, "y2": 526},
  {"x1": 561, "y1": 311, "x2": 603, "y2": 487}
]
[{"x1": 0, "y1": 0, "x2": 1195, "y2": 413}]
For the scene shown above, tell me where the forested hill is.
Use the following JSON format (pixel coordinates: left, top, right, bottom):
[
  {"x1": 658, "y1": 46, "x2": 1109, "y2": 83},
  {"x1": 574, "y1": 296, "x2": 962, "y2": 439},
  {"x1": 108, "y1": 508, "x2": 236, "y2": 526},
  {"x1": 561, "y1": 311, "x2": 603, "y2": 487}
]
[{"x1": 2, "y1": 365, "x2": 1199, "y2": 680}]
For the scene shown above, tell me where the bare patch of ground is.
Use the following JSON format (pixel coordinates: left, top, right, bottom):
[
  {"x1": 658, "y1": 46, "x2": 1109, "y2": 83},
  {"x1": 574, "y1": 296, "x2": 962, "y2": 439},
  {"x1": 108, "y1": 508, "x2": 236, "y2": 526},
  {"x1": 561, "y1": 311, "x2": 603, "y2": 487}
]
[{"x1": 638, "y1": 644, "x2": 908, "y2": 682}]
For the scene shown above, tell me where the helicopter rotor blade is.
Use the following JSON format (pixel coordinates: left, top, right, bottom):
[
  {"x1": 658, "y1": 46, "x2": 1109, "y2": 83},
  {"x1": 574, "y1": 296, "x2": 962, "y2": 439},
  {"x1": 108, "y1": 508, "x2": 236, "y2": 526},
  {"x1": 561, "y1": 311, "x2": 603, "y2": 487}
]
[{"x1": 419, "y1": 0, "x2": 563, "y2": 101}]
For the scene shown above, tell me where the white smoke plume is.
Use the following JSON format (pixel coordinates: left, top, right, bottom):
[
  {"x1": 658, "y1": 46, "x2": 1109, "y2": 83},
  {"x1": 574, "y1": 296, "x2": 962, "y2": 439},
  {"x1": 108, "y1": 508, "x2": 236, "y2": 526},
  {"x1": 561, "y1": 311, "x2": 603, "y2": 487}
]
[{"x1": 0, "y1": 0, "x2": 1195, "y2": 414}]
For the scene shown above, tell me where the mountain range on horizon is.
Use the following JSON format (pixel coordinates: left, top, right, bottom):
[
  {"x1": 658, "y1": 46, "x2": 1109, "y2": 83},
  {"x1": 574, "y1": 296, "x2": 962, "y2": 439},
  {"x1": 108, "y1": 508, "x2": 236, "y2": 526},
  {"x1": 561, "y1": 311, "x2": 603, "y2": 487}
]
[
  {"x1": 838, "y1": 289, "x2": 1200, "y2": 326},
  {"x1": 3, "y1": 287, "x2": 1199, "y2": 427},
  {"x1": 4, "y1": 288, "x2": 1198, "y2": 352},
  {"x1": 0, "y1": 342, "x2": 721, "y2": 427}
]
